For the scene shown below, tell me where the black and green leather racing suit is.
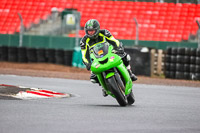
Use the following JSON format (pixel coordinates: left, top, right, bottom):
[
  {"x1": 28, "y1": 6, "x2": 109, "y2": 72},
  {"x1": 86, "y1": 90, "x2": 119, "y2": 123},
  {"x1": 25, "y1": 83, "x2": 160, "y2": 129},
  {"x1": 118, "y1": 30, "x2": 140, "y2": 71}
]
[{"x1": 80, "y1": 29, "x2": 121, "y2": 69}]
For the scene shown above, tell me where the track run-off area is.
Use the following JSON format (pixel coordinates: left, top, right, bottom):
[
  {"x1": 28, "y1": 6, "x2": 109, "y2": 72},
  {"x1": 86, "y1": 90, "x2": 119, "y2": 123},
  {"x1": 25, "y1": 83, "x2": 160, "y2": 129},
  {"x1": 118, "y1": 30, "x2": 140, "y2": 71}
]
[{"x1": 0, "y1": 74, "x2": 200, "y2": 133}]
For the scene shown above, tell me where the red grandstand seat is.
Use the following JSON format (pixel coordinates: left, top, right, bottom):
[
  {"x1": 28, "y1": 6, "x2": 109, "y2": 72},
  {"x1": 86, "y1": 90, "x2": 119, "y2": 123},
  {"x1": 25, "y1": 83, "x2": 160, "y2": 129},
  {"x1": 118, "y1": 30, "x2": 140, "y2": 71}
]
[
  {"x1": 182, "y1": 33, "x2": 189, "y2": 40},
  {"x1": 0, "y1": 0, "x2": 197, "y2": 42},
  {"x1": 152, "y1": 33, "x2": 160, "y2": 41}
]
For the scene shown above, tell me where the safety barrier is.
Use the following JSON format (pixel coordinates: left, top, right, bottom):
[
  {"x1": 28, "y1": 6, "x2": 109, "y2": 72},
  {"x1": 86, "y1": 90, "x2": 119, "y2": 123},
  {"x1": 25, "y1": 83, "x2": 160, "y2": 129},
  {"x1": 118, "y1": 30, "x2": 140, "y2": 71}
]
[
  {"x1": 0, "y1": 34, "x2": 198, "y2": 50},
  {"x1": 125, "y1": 47, "x2": 151, "y2": 76},
  {"x1": 164, "y1": 47, "x2": 200, "y2": 80},
  {"x1": 0, "y1": 34, "x2": 76, "y2": 50},
  {"x1": 0, "y1": 46, "x2": 73, "y2": 66},
  {"x1": 1, "y1": 45, "x2": 200, "y2": 79}
]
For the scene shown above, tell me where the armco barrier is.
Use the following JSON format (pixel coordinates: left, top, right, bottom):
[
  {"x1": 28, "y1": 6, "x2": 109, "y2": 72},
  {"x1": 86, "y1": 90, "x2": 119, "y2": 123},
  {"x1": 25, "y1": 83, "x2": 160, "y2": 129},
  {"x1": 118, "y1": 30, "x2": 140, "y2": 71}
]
[{"x1": 164, "y1": 47, "x2": 200, "y2": 80}]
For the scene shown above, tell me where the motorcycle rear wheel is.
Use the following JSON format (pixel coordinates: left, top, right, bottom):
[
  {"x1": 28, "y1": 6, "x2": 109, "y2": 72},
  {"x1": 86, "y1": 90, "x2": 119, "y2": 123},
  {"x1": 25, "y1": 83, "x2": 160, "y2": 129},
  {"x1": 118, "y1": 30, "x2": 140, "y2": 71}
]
[{"x1": 127, "y1": 90, "x2": 135, "y2": 105}]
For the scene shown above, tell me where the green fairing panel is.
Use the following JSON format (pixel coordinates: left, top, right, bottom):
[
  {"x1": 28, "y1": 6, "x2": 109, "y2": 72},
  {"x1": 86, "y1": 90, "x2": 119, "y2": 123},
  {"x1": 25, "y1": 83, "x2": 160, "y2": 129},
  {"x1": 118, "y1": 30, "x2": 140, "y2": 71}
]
[
  {"x1": 106, "y1": 72, "x2": 115, "y2": 79},
  {"x1": 96, "y1": 74, "x2": 115, "y2": 97},
  {"x1": 91, "y1": 53, "x2": 122, "y2": 73},
  {"x1": 116, "y1": 63, "x2": 133, "y2": 95}
]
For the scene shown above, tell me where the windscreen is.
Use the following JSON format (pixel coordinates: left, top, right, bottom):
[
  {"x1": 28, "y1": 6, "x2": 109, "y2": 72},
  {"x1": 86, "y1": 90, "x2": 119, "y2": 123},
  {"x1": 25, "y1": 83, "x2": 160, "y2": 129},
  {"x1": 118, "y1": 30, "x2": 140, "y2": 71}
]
[{"x1": 93, "y1": 42, "x2": 109, "y2": 58}]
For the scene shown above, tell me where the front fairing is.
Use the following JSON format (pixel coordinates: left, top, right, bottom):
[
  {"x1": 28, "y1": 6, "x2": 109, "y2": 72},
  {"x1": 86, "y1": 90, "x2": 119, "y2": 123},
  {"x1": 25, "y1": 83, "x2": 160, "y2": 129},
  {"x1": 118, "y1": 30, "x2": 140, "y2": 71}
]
[{"x1": 90, "y1": 43, "x2": 122, "y2": 73}]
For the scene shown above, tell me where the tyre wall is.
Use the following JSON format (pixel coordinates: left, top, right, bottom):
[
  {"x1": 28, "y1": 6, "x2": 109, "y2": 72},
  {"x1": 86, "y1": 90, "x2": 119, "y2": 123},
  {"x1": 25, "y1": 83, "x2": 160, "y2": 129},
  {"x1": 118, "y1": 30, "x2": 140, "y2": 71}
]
[
  {"x1": 125, "y1": 47, "x2": 151, "y2": 76},
  {"x1": 0, "y1": 46, "x2": 73, "y2": 66},
  {"x1": 164, "y1": 47, "x2": 200, "y2": 80}
]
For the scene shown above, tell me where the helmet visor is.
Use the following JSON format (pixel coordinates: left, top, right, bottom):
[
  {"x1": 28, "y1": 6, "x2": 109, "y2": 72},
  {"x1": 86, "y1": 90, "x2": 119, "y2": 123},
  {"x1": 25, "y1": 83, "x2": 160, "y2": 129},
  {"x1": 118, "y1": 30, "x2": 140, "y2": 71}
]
[
  {"x1": 86, "y1": 29, "x2": 97, "y2": 38},
  {"x1": 87, "y1": 30, "x2": 96, "y2": 36}
]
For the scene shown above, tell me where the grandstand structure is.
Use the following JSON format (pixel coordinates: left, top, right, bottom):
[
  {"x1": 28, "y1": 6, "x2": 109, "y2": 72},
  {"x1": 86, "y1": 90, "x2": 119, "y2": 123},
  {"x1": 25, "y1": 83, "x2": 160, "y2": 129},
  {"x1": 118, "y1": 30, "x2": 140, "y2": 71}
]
[{"x1": 0, "y1": 0, "x2": 200, "y2": 42}]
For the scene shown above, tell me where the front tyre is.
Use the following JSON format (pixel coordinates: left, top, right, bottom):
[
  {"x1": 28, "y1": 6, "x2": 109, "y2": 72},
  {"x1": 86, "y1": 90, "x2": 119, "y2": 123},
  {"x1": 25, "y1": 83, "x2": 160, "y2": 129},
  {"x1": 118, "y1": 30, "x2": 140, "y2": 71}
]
[{"x1": 107, "y1": 76, "x2": 127, "y2": 106}]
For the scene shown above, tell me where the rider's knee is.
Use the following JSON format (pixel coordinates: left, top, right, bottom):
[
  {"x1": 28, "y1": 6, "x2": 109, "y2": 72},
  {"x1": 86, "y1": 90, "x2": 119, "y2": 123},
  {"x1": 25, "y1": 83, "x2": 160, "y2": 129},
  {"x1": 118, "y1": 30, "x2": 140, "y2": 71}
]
[{"x1": 122, "y1": 53, "x2": 131, "y2": 67}]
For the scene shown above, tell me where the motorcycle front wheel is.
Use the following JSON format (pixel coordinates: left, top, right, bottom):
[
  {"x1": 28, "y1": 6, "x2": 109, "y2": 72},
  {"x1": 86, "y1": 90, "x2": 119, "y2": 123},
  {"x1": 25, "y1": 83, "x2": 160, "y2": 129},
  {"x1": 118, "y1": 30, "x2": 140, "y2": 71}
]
[{"x1": 107, "y1": 76, "x2": 127, "y2": 106}]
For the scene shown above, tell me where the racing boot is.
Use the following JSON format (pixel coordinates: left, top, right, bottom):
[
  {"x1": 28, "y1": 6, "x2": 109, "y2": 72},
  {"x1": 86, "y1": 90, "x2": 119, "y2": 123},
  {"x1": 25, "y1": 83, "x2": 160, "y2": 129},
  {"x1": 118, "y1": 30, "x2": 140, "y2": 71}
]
[
  {"x1": 127, "y1": 65, "x2": 137, "y2": 81},
  {"x1": 90, "y1": 72, "x2": 99, "y2": 84}
]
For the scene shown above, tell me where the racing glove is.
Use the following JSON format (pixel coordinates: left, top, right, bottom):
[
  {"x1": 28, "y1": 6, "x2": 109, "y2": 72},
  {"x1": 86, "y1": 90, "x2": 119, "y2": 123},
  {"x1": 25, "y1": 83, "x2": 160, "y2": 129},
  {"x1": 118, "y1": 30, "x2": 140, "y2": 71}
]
[
  {"x1": 112, "y1": 45, "x2": 124, "y2": 54},
  {"x1": 114, "y1": 47, "x2": 124, "y2": 54}
]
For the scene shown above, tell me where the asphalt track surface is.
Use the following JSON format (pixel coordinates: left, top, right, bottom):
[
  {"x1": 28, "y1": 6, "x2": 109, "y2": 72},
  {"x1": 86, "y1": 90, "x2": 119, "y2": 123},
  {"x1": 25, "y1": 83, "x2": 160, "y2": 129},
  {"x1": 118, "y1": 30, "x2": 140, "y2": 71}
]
[{"x1": 0, "y1": 75, "x2": 200, "y2": 133}]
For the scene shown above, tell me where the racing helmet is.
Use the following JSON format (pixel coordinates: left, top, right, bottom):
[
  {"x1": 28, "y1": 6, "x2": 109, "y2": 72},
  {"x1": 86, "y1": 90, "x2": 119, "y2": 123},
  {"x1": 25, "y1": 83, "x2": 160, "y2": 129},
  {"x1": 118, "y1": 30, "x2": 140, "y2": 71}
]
[{"x1": 84, "y1": 19, "x2": 100, "y2": 39}]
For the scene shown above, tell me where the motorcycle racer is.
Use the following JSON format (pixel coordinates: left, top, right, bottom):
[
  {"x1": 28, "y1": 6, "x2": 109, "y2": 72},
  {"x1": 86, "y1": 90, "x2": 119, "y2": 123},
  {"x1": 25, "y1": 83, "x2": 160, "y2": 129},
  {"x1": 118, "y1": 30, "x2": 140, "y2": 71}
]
[{"x1": 80, "y1": 19, "x2": 137, "y2": 83}]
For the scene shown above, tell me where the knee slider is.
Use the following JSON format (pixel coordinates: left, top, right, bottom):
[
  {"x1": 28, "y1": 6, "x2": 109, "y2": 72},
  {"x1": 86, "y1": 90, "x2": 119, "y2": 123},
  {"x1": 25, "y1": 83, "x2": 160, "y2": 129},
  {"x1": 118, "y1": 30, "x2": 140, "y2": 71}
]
[
  {"x1": 126, "y1": 54, "x2": 131, "y2": 61},
  {"x1": 122, "y1": 54, "x2": 130, "y2": 67}
]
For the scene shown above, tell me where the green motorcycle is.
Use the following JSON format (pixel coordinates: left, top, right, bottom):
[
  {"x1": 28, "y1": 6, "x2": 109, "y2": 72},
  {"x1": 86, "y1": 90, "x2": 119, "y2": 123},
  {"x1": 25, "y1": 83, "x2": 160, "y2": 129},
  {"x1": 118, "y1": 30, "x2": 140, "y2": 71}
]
[{"x1": 90, "y1": 42, "x2": 135, "y2": 106}]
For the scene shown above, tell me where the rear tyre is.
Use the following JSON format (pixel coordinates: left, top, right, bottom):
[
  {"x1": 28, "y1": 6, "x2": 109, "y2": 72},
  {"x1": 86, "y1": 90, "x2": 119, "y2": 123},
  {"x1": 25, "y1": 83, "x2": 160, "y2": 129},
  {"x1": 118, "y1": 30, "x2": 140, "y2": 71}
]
[
  {"x1": 127, "y1": 91, "x2": 135, "y2": 105},
  {"x1": 107, "y1": 76, "x2": 127, "y2": 106}
]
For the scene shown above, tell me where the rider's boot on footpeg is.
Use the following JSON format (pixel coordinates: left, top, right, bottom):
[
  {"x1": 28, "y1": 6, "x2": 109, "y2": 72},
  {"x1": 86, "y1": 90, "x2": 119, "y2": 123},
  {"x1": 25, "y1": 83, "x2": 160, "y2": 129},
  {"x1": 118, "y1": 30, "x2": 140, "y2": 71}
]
[
  {"x1": 90, "y1": 72, "x2": 98, "y2": 83},
  {"x1": 90, "y1": 72, "x2": 103, "y2": 85}
]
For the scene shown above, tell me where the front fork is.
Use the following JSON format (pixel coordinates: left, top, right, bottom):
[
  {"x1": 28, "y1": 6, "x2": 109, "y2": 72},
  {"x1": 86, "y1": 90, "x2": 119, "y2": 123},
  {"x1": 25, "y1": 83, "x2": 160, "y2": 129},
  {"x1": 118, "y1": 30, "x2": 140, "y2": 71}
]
[
  {"x1": 97, "y1": 71, "x2": 115, "y2": 97},
  {"x1": 97, "y1": 67, "x2": 132, "y2": 97}
]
